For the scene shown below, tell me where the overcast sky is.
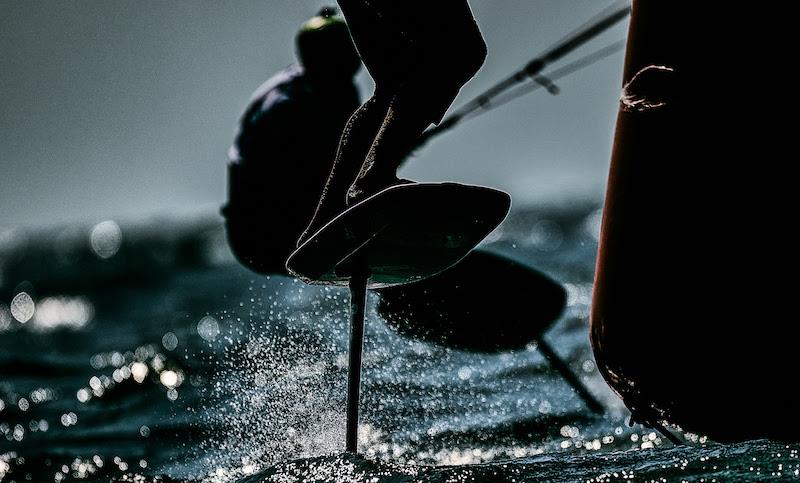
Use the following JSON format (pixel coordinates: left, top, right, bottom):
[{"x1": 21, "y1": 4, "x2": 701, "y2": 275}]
[{"x1": 1, "y1": 1, "x2": 628, "y2": 228}]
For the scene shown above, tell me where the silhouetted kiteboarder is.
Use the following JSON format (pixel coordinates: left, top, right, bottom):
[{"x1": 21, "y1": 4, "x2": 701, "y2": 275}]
[
  {"x1": 296, "y1": 0, "x2": 490, "y2": 244},
  {"x1": 223, "y1": 3, "x2": 634, "y2": 453},
  {"x1": 225, "y1": 4, "x2": 630, "y2": 276},
  {"x1": 287, "y1": 0, "x2": 512, "y2": 453},
  {"x1": 223, "y1": 8, "x2": 361, "y2": 274}
]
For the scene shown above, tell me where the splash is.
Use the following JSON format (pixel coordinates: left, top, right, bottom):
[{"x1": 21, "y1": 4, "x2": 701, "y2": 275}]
[{"x1": 194, "y1": 285, "x2": 353, "y2": 482}]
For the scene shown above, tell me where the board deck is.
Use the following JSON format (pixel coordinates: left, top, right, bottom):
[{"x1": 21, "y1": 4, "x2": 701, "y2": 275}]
[{"x1": 286, "y1": 183, "x2": 511, "y2": 288}]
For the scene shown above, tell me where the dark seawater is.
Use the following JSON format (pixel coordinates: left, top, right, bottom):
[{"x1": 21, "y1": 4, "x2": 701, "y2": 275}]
[{"x1": 1, "y1": 205, "x2": 797, "y2": 482}]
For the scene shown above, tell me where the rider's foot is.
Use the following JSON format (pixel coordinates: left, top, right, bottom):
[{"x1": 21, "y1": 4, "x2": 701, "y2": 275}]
[
  {"x1": 297, "y1": 177, "x2": 415, "y2": 247},
  {"x1": 346, "y1": 176, "x2": 415, "y2": 206},
  {"x1": 296, "y1": 194, "x2": 347, "y2": 247}
]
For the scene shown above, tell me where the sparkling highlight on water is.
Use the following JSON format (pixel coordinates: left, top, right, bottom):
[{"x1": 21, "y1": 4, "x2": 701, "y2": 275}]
[{"x1": 90, "y1": 220, "x2": 123, "y2": 259}]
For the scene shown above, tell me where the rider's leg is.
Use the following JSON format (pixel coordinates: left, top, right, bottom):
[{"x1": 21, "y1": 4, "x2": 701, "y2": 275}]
[
  {"x1": 298, "y1": 92, "x2": 392, "y2": 244},
  {"x1": 346, "y1": 6, "x2": 487, "y2": 203},
  {"x1": 344, "y1": 86, "x2": 433, "y2": 202},
  {"x1": 299, "y1": 0, "x2": 486, "y2": 242}
]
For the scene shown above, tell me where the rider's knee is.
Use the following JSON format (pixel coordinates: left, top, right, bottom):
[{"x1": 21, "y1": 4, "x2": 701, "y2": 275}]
[
  {"x1": 456, "y1": 28, "x2": 487, "y2": 81},
  {"x1": 433, "y1": 24, "x2": 487, "y2": 86}
]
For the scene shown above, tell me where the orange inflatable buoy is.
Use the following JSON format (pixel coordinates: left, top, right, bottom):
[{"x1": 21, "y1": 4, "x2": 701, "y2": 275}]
[{"x1": 591, "y1": 2, "x2": 797, "y2": 441}]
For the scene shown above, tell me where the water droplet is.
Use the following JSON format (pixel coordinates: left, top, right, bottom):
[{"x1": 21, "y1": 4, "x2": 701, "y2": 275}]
[
  {"x1": 162, "y1": 332, "x2": 178, "y2": 351},
  {"x1": 90, "y1": 220, "x2": 122, "y2": 259},
  {"x1": 131, "y1": 362, "x2": 148, "y2": 383},
  {"x1": 89, "y1": 376, "x2": 102, "y2": 391},
  {"x1": 160, "y1": 370, "x2": 179, "y2": 388},
  {"x1": 10, "y1": 292, "x2": 35, "y2": 323},
  {"x1": 77, "y1": 388, "x2": 91, "y2": 403},
  {"x1": 197, "y1": 315, "x2": 220, "y2": 341}
]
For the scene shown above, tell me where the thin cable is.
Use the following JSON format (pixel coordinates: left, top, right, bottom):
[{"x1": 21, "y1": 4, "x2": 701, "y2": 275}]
[
  {"x1": 546, "y1": 0, "x2": 629, "y2": 58},
  {"x1": 446, "y1": 2, "x2": 631, "y2": 122},
  {"x1": 462, "y1": 39, "x2": 627, "y2": 120}
]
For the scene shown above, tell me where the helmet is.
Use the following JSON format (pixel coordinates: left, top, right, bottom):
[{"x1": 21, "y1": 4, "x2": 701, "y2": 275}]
[{"x1": 296, "y1": 7, "x2": 360, "y2": 79}]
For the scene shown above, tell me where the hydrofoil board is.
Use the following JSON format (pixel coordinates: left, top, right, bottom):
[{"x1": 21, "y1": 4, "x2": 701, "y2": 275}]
[{"x1": 286, "y1": 183, "x2": 511, "y2": 288}]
